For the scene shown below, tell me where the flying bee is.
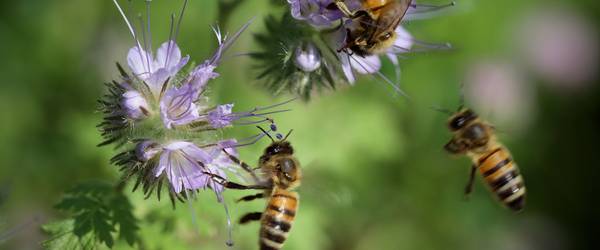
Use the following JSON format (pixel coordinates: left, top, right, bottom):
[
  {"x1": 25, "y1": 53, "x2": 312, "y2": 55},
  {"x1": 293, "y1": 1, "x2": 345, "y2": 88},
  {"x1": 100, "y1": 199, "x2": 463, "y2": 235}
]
[
  {"x1": 333, "y1": 0, "x2": 412, "y2": 56},
  {"x1": 205, "y1": 128, "x2": 301, "y2": 250},
  {"x1": 444, "y1": 108, "x2": 526, "y2": 212}
]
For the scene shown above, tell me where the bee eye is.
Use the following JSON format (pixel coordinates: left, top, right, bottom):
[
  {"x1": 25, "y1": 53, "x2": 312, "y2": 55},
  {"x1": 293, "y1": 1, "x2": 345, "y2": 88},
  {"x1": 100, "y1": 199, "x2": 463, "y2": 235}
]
[
  {"x1": 450, "y1": 116, "x2": 466, "y2": 130},
  {"x1": 381, "y1": 32, "x2": 392, "y2": 40}
]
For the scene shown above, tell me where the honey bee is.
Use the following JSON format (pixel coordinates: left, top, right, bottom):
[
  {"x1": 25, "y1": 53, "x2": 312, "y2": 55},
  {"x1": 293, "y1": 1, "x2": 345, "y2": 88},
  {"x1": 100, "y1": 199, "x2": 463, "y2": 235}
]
[
  {"x1": 205, "y1": 128, "x2": 301, "y2": 250},
  {"x1": 333, "y1": 0, "x2": 412, "y2": 56},
  {"x1": 444, "y1": 108, "x2": 526, "y2": 212}
]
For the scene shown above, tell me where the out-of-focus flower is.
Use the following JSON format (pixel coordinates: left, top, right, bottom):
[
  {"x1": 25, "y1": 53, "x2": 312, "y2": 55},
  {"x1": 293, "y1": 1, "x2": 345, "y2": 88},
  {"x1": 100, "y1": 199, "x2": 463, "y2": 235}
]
[
  {"x1": 465, "y1": 60, "x2": 535, "y2": 132},
  {"x1": 255, "y1": 1, "x2": 452, "y2": 99},
  {"x1": 288, "y1": 0, "x2": 352, "y2": 27},
  {"x1": 294, "y1": 43, "x2": 322, "y2": 72},
  {"x1": 516, "y1": 7, "x2": 598, "y2": 90}
]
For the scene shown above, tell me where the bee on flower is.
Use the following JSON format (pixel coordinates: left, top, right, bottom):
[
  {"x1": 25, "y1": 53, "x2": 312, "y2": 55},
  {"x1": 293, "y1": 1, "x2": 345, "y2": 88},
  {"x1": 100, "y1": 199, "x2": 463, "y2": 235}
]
[{"x1": 253, "y1": 0, "x2": 453, "y2": 99}]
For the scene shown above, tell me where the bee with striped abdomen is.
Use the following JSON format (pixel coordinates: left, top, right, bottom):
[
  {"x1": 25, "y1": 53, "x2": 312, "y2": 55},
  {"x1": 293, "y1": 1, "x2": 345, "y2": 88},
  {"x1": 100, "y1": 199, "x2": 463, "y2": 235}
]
[
  {"x1": 205, "y1": 128, "x2": 301, "y2": 250},
  {"x1": 333, "y1": 0, "x2": 412, "y2": 56},
  {"x1": 444, "y1": 108, "x2": 526, "y2": 212}
]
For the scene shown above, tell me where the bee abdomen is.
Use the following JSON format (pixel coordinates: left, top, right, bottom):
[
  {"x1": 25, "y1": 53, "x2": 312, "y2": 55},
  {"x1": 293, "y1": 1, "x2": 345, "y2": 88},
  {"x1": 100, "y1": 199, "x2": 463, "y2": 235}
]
[
  {"x1": 478, "y1": 148, "x2": 526, "y2": 211},
  {"x1": 260, "y1": 190, "x2": 298, "y2": 250}
]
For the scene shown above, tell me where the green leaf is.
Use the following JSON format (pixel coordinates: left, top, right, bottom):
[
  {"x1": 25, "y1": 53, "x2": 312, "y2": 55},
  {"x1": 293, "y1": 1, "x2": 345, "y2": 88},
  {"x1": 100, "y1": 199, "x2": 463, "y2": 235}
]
[
  {"x1": 42, "y1": 180, "x2": 139, "y2": 249},
  {"x1": 109, "y1": 194, "x2": 139, "y2": 246},
  {"x1": 41, "y1": 219, "x2": 95, "y2": 250}
]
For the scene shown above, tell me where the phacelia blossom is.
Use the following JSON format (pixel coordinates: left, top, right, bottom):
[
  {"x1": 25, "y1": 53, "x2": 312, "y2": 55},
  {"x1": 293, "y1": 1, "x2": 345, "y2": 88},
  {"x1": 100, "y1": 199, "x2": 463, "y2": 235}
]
[{"x1": 101, "y1": 1, "x2": 291, "y2": 206}]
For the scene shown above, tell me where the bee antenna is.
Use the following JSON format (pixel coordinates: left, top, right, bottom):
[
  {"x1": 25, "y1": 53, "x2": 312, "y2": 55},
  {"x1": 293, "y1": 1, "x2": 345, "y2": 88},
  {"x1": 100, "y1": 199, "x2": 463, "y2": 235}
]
[
  {"x1": 256, "y1": 126, "x2": 275, "y2": 142},
  {"x1": 429, "y1": 106, "x2": 454, "y2": 115},
  {"x1": 283, "y1": 129, "x2": 293, "y2": 141},
  {"x1": 457, "y1": 82, "x2": 465, "y2": 112}
]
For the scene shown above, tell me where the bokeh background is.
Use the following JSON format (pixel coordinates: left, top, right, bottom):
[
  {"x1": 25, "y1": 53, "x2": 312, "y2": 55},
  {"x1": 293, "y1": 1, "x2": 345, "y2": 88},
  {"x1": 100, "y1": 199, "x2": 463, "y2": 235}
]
[{"x1": 1, "y1": 0, "x2": 599, "y2": 249}]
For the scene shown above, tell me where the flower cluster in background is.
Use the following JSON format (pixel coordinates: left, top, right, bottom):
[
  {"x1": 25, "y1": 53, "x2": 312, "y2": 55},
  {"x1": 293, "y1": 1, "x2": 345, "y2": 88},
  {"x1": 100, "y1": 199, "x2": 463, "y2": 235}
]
[{"x1": 252, "y1": 0, "x2": 453, "y2": 99}]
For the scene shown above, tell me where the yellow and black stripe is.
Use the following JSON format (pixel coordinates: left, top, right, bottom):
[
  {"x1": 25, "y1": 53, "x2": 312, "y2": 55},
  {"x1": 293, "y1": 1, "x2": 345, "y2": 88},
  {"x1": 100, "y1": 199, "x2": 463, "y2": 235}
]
[
  {"x1": 260, "y1": 189, "x2": 299, "y2": 250},
  {"x1": 477, "y1": 147, "x2": 526, "y2": 211}
]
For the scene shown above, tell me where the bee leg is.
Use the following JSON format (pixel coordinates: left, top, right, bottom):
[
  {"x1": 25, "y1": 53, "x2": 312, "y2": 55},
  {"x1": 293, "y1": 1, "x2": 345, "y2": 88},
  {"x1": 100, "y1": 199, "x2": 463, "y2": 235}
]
[
  {"x1": 239, "y1": 212, "x2": 263, "y2": 224},
  {"x1": 464, "y1": 165, "x2": 477, "y2": 200},
  {"x1": 237, "y1": 193, "x2": 264, "y2": 203},
  {"x1": 203, "y1": 172, "x2": 269, "y2": 190},
  {"x1": 334, "y1": 0, "x2": 357, "y2": 18},
  {"x1": 222, "y1": 149, "x2": 261, "y2": 183}
]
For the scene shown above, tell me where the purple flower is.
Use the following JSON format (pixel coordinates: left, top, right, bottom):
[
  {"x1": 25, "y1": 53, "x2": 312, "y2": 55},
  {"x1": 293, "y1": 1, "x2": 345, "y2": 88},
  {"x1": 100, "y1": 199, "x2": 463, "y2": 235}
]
[
  {"x1": 154, "y1": 141, "x2": 222, "y2": 194},
  {"x1": 135, "y1": 140, "x2": 162, "y2": 161},
  {"x1": 207, "y1": 104, "x2": 234, "y2": 128},
  {"x1": 121, "y1": 90, "x2": 150, "y2": 120},
  {"x1": 294, "y1": 43, "x2": 322, "y2": 72},
  {"x1": 159, "y1": 82, "x2": 202, "y2": 129},
  {"x1": 288, "y1": 0, "x2": 354, "y2": 27},
  {"x1": 127, "y1": 41, "x2": 190, "y2": 97},
  {"x1": 188, "y1": 64, "x2": 219, "y2": 90},
  {"x1": 158, "y1": 22, "x2": 254, "y2": 129}
]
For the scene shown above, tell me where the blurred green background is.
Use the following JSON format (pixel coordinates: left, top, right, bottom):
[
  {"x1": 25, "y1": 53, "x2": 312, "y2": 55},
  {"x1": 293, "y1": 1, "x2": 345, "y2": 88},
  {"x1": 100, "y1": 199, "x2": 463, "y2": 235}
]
[{"x1": 1, "y1": 0, "x2": 599, "y2": 249}]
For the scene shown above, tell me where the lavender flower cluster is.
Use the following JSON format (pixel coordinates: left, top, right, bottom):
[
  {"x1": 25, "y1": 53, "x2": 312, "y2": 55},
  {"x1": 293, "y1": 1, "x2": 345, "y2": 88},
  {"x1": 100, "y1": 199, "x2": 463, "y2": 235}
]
[{"x1": 99, "y1": 1, "x2": 287, "y2": 207}]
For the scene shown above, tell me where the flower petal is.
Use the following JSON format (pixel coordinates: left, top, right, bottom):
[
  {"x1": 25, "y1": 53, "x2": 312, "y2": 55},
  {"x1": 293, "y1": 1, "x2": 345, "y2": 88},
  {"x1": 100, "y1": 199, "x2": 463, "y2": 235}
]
[
  {"x1": 155, "y1": 41, "x2": 183, "y2": 70},
  {"x1": 160, "y1": 83, "x2": 202, "y2": 128},
  {"x1": 121, "y1": 90, "x2": 150, "y2": 120},
  {"x1": 350, "y1": 55, "x2": 381, "y2": 74},
  {"x1": 189, "y1": 63, "x2": 219, "y2": 90},
  {"x1": 145, "y1": 68, "x2": 170, "y2": 97},
  {"x1": 393, "y1": 26, "x2": 414, "y2": 52},
  {"x1": 339, "y1": 53, "x2": 356, "y2": 83},
  {"x1": 127, "y1": 46, "x2": 154, "y2": 78},
  {"x1": 208, "y1": 104, "x2": 234, "y2": 128}
]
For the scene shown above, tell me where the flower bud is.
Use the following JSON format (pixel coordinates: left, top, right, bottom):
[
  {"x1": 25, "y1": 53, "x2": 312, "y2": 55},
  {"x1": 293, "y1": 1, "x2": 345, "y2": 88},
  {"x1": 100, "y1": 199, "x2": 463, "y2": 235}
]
[
  {"x1": 135, "y1": 140, "x2": 162, "y2": 161},
  {"x1": 122, "y1": 90, "x2": 150, "y2": 120},
  {"x1": 294, "y1": 43, "x2": 321, "y2": 72}
]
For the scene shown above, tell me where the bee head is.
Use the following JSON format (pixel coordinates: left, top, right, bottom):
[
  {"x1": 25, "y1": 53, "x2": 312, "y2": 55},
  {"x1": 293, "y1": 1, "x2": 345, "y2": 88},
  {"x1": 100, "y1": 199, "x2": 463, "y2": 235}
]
[
  {"x1": 348, "y1": 30, "x2": 396, "y2": 56},
  {"x1": 448, "y1": 109, "x2": 478, "y2": 131},
  {"x1": 264, "y1": 141, "x2": 294, "y2": 156}
]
